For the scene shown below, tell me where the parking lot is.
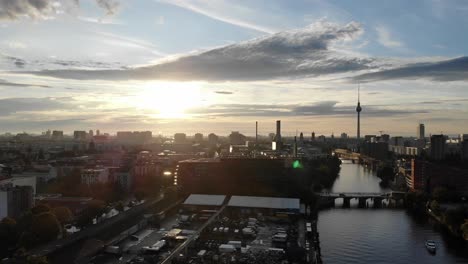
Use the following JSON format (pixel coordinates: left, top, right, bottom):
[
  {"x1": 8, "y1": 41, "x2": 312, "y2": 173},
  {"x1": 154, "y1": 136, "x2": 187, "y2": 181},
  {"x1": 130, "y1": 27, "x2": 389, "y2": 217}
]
[{"x1": 173, "y1": 214, "x2": 306, "y2": 264}]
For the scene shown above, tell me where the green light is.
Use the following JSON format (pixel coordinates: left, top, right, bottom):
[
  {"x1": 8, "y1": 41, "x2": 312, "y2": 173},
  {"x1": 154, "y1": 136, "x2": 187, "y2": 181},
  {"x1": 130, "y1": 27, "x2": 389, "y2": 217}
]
[{"x1": 293, "y1": 160, "x2": 302, "y2": 169}]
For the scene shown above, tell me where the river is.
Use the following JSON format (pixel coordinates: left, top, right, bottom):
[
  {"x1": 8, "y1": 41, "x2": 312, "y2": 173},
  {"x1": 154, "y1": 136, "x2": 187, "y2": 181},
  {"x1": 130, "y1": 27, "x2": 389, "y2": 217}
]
[{"x1": 318, "y1": 161, "x2": 468, "y2": 264}]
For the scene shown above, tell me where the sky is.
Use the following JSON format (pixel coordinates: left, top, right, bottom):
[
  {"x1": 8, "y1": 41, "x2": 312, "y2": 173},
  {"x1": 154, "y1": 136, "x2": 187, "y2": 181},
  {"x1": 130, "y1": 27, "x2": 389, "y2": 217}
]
[{"x1": 1, "y1": 0, "x2": 468, "y2": 137}]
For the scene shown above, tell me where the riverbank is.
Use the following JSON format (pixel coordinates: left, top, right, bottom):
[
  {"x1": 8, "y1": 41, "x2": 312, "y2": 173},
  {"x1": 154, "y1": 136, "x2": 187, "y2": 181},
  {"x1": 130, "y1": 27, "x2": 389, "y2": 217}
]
[{"x1": 317, "y1": 162, "x2": 468, "y2": 263}]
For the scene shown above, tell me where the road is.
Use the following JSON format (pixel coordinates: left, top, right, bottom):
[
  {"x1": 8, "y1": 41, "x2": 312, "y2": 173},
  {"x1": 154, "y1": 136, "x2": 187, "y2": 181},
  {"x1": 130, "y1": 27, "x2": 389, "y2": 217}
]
[
  {"x1": 91, "y1": 214, "x2": 179, "y2": 264},
  {"x1": 29, "y1": 195, "x2": 166, "y2": 261}
]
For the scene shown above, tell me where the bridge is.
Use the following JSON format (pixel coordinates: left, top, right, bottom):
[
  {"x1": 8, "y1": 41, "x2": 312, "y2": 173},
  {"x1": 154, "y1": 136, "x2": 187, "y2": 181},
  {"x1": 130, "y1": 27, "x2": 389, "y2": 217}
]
[
  {"x1": 333, "y1": 149, "x2": 381, "y2": 169},
  {"x1": 316, "y1": 192, "x2": 406, "y2": 209},
  {"x1": 334, "y1": 149, "x2": 360, "y2": 160}
]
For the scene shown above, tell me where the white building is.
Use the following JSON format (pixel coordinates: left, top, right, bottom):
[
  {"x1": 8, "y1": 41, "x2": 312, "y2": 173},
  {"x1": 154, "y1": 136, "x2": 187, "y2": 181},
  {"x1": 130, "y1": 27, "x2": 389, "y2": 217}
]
[
  {"x1": 0, "y1": 174, "x2": 37, "y2": 195},
  {"x1": 0, "y1": 184, "x2": 34, "y2": 219}
]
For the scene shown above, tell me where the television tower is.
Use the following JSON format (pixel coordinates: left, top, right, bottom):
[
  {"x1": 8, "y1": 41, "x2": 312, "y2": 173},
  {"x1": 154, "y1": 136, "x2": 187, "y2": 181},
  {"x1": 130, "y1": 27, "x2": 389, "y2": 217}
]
[{"x1": 356, "y1": 84, "x2": 362, "y2": 141}]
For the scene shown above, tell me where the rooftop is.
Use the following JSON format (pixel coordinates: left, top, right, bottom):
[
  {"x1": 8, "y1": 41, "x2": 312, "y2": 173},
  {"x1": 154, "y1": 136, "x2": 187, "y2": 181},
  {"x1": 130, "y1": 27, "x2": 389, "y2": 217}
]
[
  {"x1": 183, "y1": 194, "x2": 226, "y2": 206},
  {"x1": 228, "y1": 196, "x2": 300, "y2": 210}
]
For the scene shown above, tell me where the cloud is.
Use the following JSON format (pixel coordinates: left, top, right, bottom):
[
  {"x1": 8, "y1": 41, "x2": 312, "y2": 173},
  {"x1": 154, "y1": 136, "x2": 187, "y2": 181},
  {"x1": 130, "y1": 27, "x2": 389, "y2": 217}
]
[
  {"x1": 0, "y1": 0, "x2": 54, "y2": 20},
  {"x1": 352, "y1": 56, "x2": 468, "y2": 82},
  {"x1": 159, "y1": 0, "x2": 276, "y2": 33},
  {"x1": 23, "y1": 21, "x2": 373, "y2": 81},
  {"x1": 0, "y1": 0, "x2": 120, "y2": 21},
  {"x1": 95, "y1": 0, "x2": 119, "y2": 16},
  {"x1": 375, "y1": 25, "x2": 403, "y2": 48},
  {"x1": 187, "y1": 101, "x2": 426, "y2": 118},
  {"x1": 214, "y1": 91, "x2": 233, "y2": 95},
  {"x1": 0, "y1": 97, "x2": 71, "y2": 115},
  {"x1": 0, "y1": 79, "x2": 50, "y2": 88}
]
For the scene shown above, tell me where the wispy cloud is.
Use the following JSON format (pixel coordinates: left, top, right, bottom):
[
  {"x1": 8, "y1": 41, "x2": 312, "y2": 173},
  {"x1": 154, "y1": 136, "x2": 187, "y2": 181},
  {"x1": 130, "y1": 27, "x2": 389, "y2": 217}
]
[
  {"x1": 22, "y1": 21, "x2": 371, "y2": 81},
  {"x1": 352, "y1": 56, "x2": 468, "y2": 82},
  {"x1": 0, "y1": 0, "x2": 121, "y2": 21},
  {"x1": 375, "y1": 25, "x2": 404, "y2": 48},
  {"x1": 0, "y1": 79, "x2": 50, "y2": 88},
  {"x1": 158, "y1": 0, "x2": 277, "y2": 33},
  {"x1": 77, "y1": 16, "x2": 123, "y2": 25},
  {"x1": 215, "y1": 91, "x2": 233, "y2": 95},
  {"x1": 187, "y1": 101, "x2": 427, "y2": 118}
]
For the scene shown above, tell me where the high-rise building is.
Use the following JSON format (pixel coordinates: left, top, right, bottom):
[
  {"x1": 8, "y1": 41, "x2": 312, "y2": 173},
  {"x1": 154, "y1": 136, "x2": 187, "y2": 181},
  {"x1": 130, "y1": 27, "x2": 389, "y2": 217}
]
[
  {"x1": 73, "y1": 130, "x2": 87, "y2": 140},
  {"x1": 356, "y1": 85, "x2": 362, "y2": 140},
  {"x1": 194, "y1": 133, "x2": 203, "y2": 143},
  {"x1": 418, "y1": 124, "x2": 425, "y2": 140},
  {"x1": 462, "y1": 140, "x2": 468, "y2": 161},
  {"x1": 341, "y1": 133, "x2": 348, "y2": 139},
  {"x1": 174, "y1": 133, "x2": 187, "y2": 144},
  {"x1": 89, "y1": 130, "x2": 94, "y2": 137},
  {"x1": 96, "y1": 129, "x2": 100, "y2": 136},
  {"x1": 0, "y1": 184, "x2": 34, "y2": 219},
  {"x1": 299, "y1": 132, "x2": 304, "y2": 143},
  {"x1": 229, "y1": 131, "x2": 246, "y2": 145},
  {"x1": 391, "y1": 136, "x2": 404, "y2": 146},
  {"x1": 52, "y1": 130, "x2": 63, "y2": 140},
  {"x1": 430, "y1": 134, "x2": 446, "y2": 160},
  {"x1": 208, "y1": 133, "x2": 219, "y2": 145},
  {"x1": 311, "y1": 132, "x2": 315, "y2": 141}
]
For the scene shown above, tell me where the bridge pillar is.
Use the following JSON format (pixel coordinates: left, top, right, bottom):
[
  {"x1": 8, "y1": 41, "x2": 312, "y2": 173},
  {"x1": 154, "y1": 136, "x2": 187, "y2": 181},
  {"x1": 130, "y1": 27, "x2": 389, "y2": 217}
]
[
  {"x1": 358, "y1": 197, "x2": 367, "y2": 208},
  {"x1": 342, "y1": 197, "x2": 351, "y2": 208},
  {"x1": 373, "y1": 197, "x2": 383, "y2": 208}
]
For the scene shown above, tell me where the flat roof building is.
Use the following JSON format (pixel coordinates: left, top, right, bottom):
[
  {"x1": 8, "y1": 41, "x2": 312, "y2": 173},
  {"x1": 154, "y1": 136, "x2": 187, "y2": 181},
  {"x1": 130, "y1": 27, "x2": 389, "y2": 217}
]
[
  {"x1": 183, "y1": 194, "x2": 226, "y2": 206},
  {"x1": 228, "y1": 196, "x2": 300, "y2": 210},
  {"x1": 227, "y1": 195, "x2": 300, "y2": 216}
]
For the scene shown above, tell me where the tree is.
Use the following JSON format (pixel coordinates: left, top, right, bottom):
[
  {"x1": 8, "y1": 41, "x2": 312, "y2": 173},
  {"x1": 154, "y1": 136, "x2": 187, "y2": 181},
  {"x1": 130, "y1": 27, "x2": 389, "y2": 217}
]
[
  {"x1": 444, "y1": 207, "x2": 465, "y2": 231},
  {"x1": 134, "y1": 190, "x2": 146, "y2": 201},
  {"x1": 11, "y1": 249, "x2": 49, "y2": 264},
  {"x1": 461, "y1": 221, "x2": 468, "y2": 240},
  {"x1": 430, "y1": 200, "x2": 441, "y2": 215},
  {"x1": 0, "y1": 217, "x2": 18, "y2": 257},
  {"x1": 377, "y1": 166, "x2": 394, "y2": 180},
  {"x1": 52, "y1": 207, "x2": 73, "y2": 225},
  {"x1": 77, "y1": 200, "x2": 106, "y2": 227},
  {"x1": 432, "y1": 187, "x2": 449, "y2": 202},
  {"x1": 31, "y1": 212, "x2": 61, "y2": 243},
  {"x1": 26, "y1": 255, "x2": 49, "y2": 264},
  {"x1": 115, "y1": 201, "x2": 125, "y2": 212},
  {"x1": 31, "y1": 204, "x2": 51, "y2": 215}
]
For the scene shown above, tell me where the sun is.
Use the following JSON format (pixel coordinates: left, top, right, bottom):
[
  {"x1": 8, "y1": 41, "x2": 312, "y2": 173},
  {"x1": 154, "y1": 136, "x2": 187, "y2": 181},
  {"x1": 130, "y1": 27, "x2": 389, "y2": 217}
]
[{"x1": 136, "y1": 82, "x2": 204, "y2": 119}]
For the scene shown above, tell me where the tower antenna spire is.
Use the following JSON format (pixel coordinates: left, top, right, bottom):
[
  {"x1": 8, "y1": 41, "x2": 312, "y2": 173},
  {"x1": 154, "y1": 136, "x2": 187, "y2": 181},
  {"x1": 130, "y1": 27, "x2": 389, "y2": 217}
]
[
  {"x1": 358, "y1": 82, "x2": 360, "y2": 102},
  {"x1": 356, "y1": 83, "x2": 362, "y2": 142}
]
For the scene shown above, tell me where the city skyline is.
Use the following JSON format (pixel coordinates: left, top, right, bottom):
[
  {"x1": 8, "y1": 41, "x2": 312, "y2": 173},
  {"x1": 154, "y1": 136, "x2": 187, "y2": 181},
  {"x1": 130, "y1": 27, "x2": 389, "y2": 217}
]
[{"x1": 1, "y1": 0, "x2": 468, "y2": 136}]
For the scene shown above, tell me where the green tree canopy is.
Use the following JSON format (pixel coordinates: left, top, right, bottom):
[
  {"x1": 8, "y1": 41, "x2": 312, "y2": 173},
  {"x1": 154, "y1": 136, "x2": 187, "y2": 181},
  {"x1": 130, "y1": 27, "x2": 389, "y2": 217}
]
[
  {"x1": 432, "y1": 187, "x2": 449, "y2": 202},
  {"x1": 0, "y1": 217, "x2": 18, "y2": 256},
  {"x1": 31, "y1": 204, "x2": 51, "y2": 215},
  {"x1": 444, "y1": 207, "x2": 466, "y2": 231},
  {"x1": 31, "y1": 212, "x2": 61, "y2": 243},
  {"x1": 461, "y1": 221, "x2": 468, "y2": 240},
  {"x1": 430, "y1": 200, "x2": 441, "y2": 215},
  {"x1": 77, "y1": 200, "x2": 106, "y2": 227},
  {"x1": 52, "y1": 207, "x2": 73, "y2": 225}
]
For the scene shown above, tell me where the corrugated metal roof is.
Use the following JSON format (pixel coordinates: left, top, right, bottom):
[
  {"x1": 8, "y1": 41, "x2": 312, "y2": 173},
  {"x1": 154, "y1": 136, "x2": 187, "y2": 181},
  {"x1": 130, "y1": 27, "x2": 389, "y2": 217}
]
[
  {"x1": 183, "y1": 194, "x2": 226, "y2": 206},
  {"x1": 228, "y1": 196, "x2": 300, "y2": 210}
]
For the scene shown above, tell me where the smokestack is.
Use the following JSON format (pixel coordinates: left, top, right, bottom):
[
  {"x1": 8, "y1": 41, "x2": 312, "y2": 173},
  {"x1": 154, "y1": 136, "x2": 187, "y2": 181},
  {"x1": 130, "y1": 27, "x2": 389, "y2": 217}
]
[
  {"x1": 276, "y1": 120, "x2": 281, "y2": 142},
  {"x1": 294, "y1": 136, "x2": 298, "y2": 158},
  {"x1": 255, "y1": 121, "x2": 258, "y2": 148}
]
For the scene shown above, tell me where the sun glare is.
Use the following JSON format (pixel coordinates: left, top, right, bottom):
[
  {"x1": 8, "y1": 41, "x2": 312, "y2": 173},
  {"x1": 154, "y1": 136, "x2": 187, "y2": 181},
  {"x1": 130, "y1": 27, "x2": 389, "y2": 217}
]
[{"x1": 136, "y1": 82, "x2": 204, "y2": 119}]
